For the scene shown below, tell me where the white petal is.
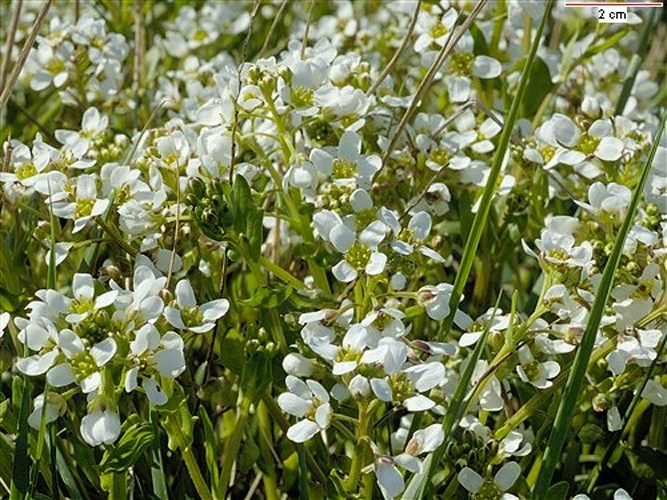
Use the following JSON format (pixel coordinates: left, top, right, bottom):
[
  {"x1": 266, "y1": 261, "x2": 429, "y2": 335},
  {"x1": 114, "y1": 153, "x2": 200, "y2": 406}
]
[
  {"x1": 16, "y1": 350, "x2": 59, "y2": 376},
  {"x1": 201, "y1": 299, "x2": 230, "y2": 321},
  {"x1": 175, "y1": 280, "x2": 197, "y2": 307},
  {"x1": 447, "y1": 76, "x2": 471, "y2": 103},
  {"x1": 494, "y1": 462, "x2": 521, "y2": 491},
  {"x1": 458, "y1": 467, "x2": 484, "y2": 494},
  {"x1": 404, "y1": 395, "x2": 435, "y2": 412},
  {"x1": 642, "y1": 380, "x2": 667, "y2": 406},
  {"x1": 473, "y1": 56, "x2": 502, "y2": 78},
  {"x1": 125, "y1": 366, "x2": 139, "y2": 393},
  {"x1": 72, "y1": 273, "x2": 94, "y2": 301},
  {"x1": 595, "y1": 137, "x2": 624, "y2": 162},
  {"x1": 371, "y1": 378, "x2": 393, "y2": 402},
  {"x1": 91, "y1": 338, "x2": 117, "y2": 366},
  {"x1": 365, "y1": 252, "x2": 387, "y2": 276},
  {"x1": 333, "y1": 260, "x2": 358, "y2": 283},
  {"x1": 144, "y1": 378, "x2": 168, "y2": 405},
  {"x1": 46, "y1": 363, "x2": 76, "y2": 387},
  {"x1": 164, "y1": 307, "x2": 185, "y2": 329},
  {"x1": 278, "y1": 393, "x2": 311, "y2": 417},
  {"x1": 330, "y1": 224, "x2": 356, "y2": 253},
  {"x1": 286, "y1": 419, "x2": 320, "y2": 443},
  {"x1": 314, "y1": 403, "x2": 331, "y2": 429},
  {"x1": 376, "y1": 463, "x2": 404, "y2": 498}
]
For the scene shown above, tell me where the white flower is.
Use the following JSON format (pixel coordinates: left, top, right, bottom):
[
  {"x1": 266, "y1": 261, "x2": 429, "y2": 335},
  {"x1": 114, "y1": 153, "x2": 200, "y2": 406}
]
[
  {"x1": 125, "y1": 324, "x2": 186, "y2": 405},
  {"x1": 51, "y1": 175, "x2": 110, "y2": 233},
  {"x1": 516, "y1": 346, "x2": 560, "y2": 389},
  {"x1": 28, "y1": 392, "x2": 66, "y2": 430},
  {"x1": 314, "y1": 210, "x2": 388, "y2": 283},
  {"x1": 80, "y1": 408, "x2": 121, "y2": 447},
  {"x1": 47, "y1": 329, "x2": 117, "y2": 393},
  {"x1": 282, "y1": 353, "x2": 315, "y2": 378},
  {"x1": 164, "y1": 279, "x2": 229, "y2": 333},
  {"x1": 0, "y1": 312, "x2": 9, "y2": 337},
  {"x1": 310, "y1": 131, "x2": 381, "y2": 189},
  {"x1": 55, "y1": 107, "x2": 108, "y2": 163},
  {"x1": 65, "y1": 273, "x2": 117, "y2": 324},
  {"x1": 278, "y1": 376, "x2": 332, "y2": 443},
  {"x1": 458, "y1": 462, "x2": 521, "y2": 499},
  {"x1": 642, "y1": 380, "x2": 667, "y2": 407}
]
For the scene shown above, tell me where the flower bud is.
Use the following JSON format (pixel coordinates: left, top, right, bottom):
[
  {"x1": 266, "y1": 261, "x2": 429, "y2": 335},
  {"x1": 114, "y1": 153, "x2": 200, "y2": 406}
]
[{"x1": 282, "y1": 353, "x2": 315, "y2": 377}]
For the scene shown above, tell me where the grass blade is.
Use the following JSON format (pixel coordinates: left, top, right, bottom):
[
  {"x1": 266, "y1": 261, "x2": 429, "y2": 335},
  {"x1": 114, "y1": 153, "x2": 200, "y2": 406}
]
[
  {"x1": 437, "y1": 0, "x2": 555, "y2": 342},
  {"x1": 9, "y1": 376, "x2": 31, "y2": 499},
  {"x1": 403, "y1": 295, "x2": 502, "y2": 499},
  {"x1": 531, "y1": 110, "x2": 666, "y2": 499}
]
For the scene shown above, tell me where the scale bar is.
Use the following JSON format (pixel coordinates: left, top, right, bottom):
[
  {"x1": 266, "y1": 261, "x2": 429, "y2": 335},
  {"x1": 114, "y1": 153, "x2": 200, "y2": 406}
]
[{"x1": 564, "y1": 2, "x2": 663, "y2": 6}]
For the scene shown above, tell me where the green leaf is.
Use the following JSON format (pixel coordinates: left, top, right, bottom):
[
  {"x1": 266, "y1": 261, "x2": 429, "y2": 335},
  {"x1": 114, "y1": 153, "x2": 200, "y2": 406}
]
[
  {"x1": 531, "y1": 111, "x2": 666, "y2": 500},
  {"x1": 238, "y1": 284, "x2": 293, "y2": 308},
  {"x1": 546, "y1": 481, "x2": 570, "y2": 500},
  {"x1": 520, "y1": 57, "x2": 554, "y2": 118},
  {"x1": 232, "y1": 174, "x2": 253, "y2": 234},
  {"x1": 246, "y1": 204, "x2": 264, "y2": 262},
  {"x1": 99, "y1": 422, "x2": 154, "y2": 474},
  {"x1": 10, "y1": 376, "x2": 31, "y2": 499},
  {"x1": 219, "y1": 329, "x2": 246, "y2": 376}
]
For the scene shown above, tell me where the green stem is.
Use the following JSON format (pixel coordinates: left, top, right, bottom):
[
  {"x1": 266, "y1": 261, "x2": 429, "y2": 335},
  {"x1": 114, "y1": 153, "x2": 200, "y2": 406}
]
[
  {"x1": 218, "y1": 396, "x2": 252, "y2": 499},
  {"x1": 258, "y1": 255, "x2": 305, "y2": 289},
  {"x1": 182, "y1": 446, "x2": 213, "y2": 500},
  {"x1": 107, "y1": 472, "x2": 128, "y2": 500},
  {"x1": 345, "y1": 402, "x2": 373, "y2": 494}
]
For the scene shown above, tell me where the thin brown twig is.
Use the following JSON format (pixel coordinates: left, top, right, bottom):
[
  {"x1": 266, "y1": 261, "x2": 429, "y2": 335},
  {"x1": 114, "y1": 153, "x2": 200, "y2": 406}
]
[
  {"x1": 0, "y1": 0, "x2": 54, "y2": 115},
  {"x1": 300, "y1": 0, "x2": 315, "y2": 60},
  {"x1": 380, "y1": 0, "x2": 488, "y2": 166},
  {"x1": 259, "y1": 0, "x2": 289, "y2": 59},
  {"x1": 1, "y1": 0, "x2": 23, "y2": 91},
  {"x1": 366, "y1": 0, "x2": 422, "y2": 96}
]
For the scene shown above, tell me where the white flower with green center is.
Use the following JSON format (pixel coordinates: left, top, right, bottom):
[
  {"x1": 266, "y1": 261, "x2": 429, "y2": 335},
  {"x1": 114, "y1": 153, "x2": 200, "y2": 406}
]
[
  {"x1": 15, "y1": 319, "x2": 61, "y2": 377},
  {"x1": 606, "y1": 328, "x2": 663, "y2": 376},
  {"x1": 125, "y1": 324, "x2": 186, "y2": 405},
  {"x1": 65, "y1": 273, "x2": 117, "y2": 324},
  {"x1": 516, "y1": 345, "x2": 560, "y2": 389},
  {"x1": 310, "y1": 131, "x2": 381, "y2": 189},
  {"x1": 278, "y1": 376, "x2": 332, "y2": 443},
  {"x1": 55, "y1": 107, "x2": 107, "y2": 166},
  {"x1": 524, "y1": 229, "x2": 593, "y2": 268},
  {"x1": 164, "y1": 279, "x2": 229, "y2": 333},
  {"x1": 380, "y1": 209, "x2": 446, "y2": 263},
  {"x1": 414, "y1": 9, "x2": 458, "y2": 53},
  {"x1": 112, "y1": 265, "x2": 167, "y2": 325},
  {"x1": 458, "y1": 462, "x2": 521, "y2": 500},
  {"x1": 80, "y1": 408, "x2": 121, "y2": 447},
  {"x1": 51, "y1": 175, "x2": 110, "y2": 233},
  {"x1": 313, "y1": 209, "x2": 388, "y2": 283},
  {"x1": 576, "y1": 182, "x2": 632, "y2": 216},
  {"x1": 0, "y1": 137, "x2": 59, "y2": 191},
  {"x1": 46, "y1": 329, "x2": 116, "y2": 393},
  {"x1": 444, "y1": 50, "x2": 502, "y2": 103}
]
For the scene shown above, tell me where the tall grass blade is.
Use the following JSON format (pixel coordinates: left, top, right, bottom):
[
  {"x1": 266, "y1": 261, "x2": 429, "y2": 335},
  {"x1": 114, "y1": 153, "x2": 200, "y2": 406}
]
[
  {"x1": 614, "y1": 9, "x2": 658, "y2": 116},
  {"x1": 9, "y1": 376, "x2": 31, "y2": 499},
  {"x1": 437, "y1": 0, "x2": 555, "y2": 342},
  {"x1": 403, "y1": 295, "x2": 501, "y2": 499},
  {"x1": 531, "y1": 111, "x2": 666, "y2": 499}
]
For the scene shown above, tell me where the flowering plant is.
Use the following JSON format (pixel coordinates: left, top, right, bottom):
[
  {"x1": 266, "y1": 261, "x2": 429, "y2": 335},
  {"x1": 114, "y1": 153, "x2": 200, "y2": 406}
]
[{"x1": 0, "y1": 1, "x2": 665, "y2": 499}]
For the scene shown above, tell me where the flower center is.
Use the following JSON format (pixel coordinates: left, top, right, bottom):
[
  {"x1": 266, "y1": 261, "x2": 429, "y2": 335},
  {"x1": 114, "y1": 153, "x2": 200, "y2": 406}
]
[
  {"x1": 450, "y1": 52, "x2": 475, "y2": 76},
  {"x1": 332, "y1": 158, "x2": 357, "y2": 179},
  {"x1": 181, "y1": 306, "x2": 204, "y2": 327},
  {"x1": 346, "y1": 242, "x2": 371, "y2": 270},
  {"x1": 16, "y1": 163, "x2": 37, "y2": 181},
  {"x1": 75, "y1": 198, "x2": 96, "y2": 219},
  {"x1": 70, "y1": 350, "x2": 98, "y2": 380},
  {"x1": 429, "y1": 22, "x2": 448, "y2": 39},
  {"x1": 429, "y1": 146, "x2": 452, "y2": 166},
  {"x1": 474, "y1": 480, "x2": 503, "y2": 500},
  {"x1": 577, "y1": 133, "x2": 600, "y2": 155},
  {"x1": 291, "y1": 86, "x2": 314, "y2": 108}
]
